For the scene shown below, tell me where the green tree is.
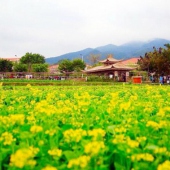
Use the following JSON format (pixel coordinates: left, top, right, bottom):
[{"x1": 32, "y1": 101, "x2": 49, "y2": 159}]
[
  {"x1": 13, "y1": 63, "x2": 27, "y2": 72},
  {"x1": 20, "y1": 52, "x2": 45, "y2": 72},
  {"x1": 72, "y1": 58, "x2": 86, "y2": 72},
  {"x1": 32, "y1": 64, "x2": 48, "y2": 72},
  {"x1": 138, "y1": 45, "x2": 170, "y2": 75},
  {"x1": 58, "y1": 59, "x2": 86, "y2": 73},
  {"x1": 58, "y1": 59, "x2": 73, "y2": 73},
  {"x1": 0, "y1": 59, "x2": 13, "y2": 72}
]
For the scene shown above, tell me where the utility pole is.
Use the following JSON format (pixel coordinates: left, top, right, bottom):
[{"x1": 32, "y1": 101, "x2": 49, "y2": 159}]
[
  {"x1": 80, "y1": 54, "x2": 83, "y2": 62},
  {"x1": 80, "y1": 54, "x2": 84, "y2": 78}
]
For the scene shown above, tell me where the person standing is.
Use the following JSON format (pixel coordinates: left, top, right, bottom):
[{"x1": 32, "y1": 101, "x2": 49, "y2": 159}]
[{"x1": 159, "y1": 75, "x2": 163, "y2": 84}]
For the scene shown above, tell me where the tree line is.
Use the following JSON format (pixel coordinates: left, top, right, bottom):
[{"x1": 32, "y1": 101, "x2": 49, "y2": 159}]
[
  {"x1": 138, "y1": 44, "x2": 170, "y2": 76},
  {"x1": 0, "y1": 52, "x2": 48, "y2": 72},
  {"x1": 0, "y1": 52, "x2": 86, "y2": 73}
]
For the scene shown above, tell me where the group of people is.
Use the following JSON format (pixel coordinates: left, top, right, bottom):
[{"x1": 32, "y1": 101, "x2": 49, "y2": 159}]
[
  {"x1": 159, "y1": 75, "x2": 170, "y2": 84},
  {"x1": 149, "y1": 74, "x2": 170, "y2": 84}
]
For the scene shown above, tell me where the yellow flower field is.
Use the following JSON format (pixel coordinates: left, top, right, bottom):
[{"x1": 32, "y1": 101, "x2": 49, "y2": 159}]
[{"x1": 0, "y1": 84, "x2": 170, "y2": 170}]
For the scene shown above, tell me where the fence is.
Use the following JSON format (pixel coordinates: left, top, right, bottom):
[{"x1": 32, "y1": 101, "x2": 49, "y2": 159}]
[{"x1": 0, "y1": 72, "x2": 163, "y2": 83}]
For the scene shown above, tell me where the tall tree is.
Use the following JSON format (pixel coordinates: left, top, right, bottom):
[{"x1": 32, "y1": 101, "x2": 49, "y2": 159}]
[
  {"x1": 58, "y1": 58, "x2": 86, "y2": 74},
  {"x1": 20, "y1": 52, "x2": 45, "y2": 72},
  {"x1": 88, "y1": 54, "x2": 101, "y2": 65},
  {"x1": 0, "y1": 59, "x2": 13, "y2": 72},
  {"x1": 58, "y1": 59, "x2": 73, "y2": 73},
  {"x1": 138, "y1": 44, "x2": 170, "y2": 75},
  {"x1": 72, "y1": 58, "x2": 86, "y2": 72}
]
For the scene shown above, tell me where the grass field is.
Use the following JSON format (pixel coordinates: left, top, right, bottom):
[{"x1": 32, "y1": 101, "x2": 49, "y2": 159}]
[{"x1": 0, "y1": 84, "x2": 170, "y2": 170}]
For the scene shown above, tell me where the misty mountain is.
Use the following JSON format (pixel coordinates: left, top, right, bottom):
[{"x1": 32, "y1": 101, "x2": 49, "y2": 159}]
[{"x1": 45, "y1": 38, "x2": 170, "y2": 64}]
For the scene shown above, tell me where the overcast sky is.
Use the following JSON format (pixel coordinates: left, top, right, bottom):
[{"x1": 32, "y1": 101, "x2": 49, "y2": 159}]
[{"x1": 1, "y1": 0, "x2": 170, "y2": 58}]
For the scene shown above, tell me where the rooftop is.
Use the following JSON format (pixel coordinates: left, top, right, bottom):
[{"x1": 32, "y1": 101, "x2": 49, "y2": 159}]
[
  {"x1": 85, "y1": 62, "x2": 134, "y2": 73},
  {"x1": 99, "y1": 54, "x2": 122, "y2": 64},
  {"x1": 0, "y1": 58, "x2": 20, "y2": 62},
  {"x1": 120, "y1": 57, "x2": 140, "y2": 65}
]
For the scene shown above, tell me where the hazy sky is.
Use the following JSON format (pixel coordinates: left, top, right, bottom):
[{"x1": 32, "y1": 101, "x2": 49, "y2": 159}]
[{"x1": 1, "y1": 0, "x2": 170, "y2": 58}]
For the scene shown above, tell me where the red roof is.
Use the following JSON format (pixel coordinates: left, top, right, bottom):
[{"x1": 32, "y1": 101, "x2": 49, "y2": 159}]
[
  {"x1": 48, "y1": 64, "x2": 58, "y2": 69},
  {"x1": 48, "y1": 64, "x2": 59, "y2": 73},
  {"x1": 120, "y1": 57, "x2": 140, "y2": 65},
  {"x1": 0, "y1": 58, "x2": 20, "y2": 62}
]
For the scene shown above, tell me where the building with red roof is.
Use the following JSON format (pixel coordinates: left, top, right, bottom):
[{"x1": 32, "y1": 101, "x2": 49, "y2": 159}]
[{"x1": 0, "y1": 57, "x2": 20, "y2": 63}]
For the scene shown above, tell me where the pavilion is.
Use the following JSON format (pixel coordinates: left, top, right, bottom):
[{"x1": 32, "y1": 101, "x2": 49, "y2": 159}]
[{"x1": 85, "y1": 55, "x2": 136, "y2": 82}]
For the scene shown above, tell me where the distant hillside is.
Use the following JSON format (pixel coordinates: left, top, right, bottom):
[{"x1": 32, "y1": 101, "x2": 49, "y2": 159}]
[{"x1": 45, "y1": 38, "x2": 170, "y2": 64}]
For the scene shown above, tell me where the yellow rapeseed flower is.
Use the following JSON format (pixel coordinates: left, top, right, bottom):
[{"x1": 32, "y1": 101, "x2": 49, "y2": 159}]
[
  {"x1": 88, "y1": 128, "x2": 105, "y2": 140},
  {"x1": 146, "y1": 120, "x2": 160, "y2": 130},
  {"x1": 0, "y1": 132, "x2": 16, "y2": 145},
  {"x1": 63, "y1": 129, "x2": 87, "y2": 142},
  {"x1": 136, "y1": 136, "x2": 147, "y2": 143},
  {"x1": 157, "y1": 160, "x2": 170, "y2": 170},
  {"x1": 10, "y1": 114, "x2": 25, "y2": 125},
  {"x1": 159, "y1": 120, "x2": 168, "y2": 128},
  {"x1": 45, "y1": 129, "x2": 56, "y2": 136},
  {"x1": 127, "y1": 138, "x2": 139, "y2": 148},
  {"x1": 27, "y1": 115, "x2": 36, "y2": 124},
  {"x1": 35, "y1": 100, "x2": 58, "y2": 115},
  {"x1": 157, "y1": 109, "x2": 165, "y2": 117},
  {"x1": 112, "y1": 134, "x2": 126, "y2": 144},
  {"x1": 131, "y1": 153, "x2": 154, "y2": 162},
  {"x1": 67, "y1": 155, "x2": 90, "y2": 168},
  {"x1": 60, "y1": 93, "x2": 66, "y2": 98},
  {"x1": 10, "y1": 147, "x2": 39, "y2": 168},
  {"x1": 114, "y1": 127, "x2": 127, "y2": 133},
  {"x1": 120, "y1": 102, "x2": 131, "y2": 111},
  {"x1": 84, "y1": 141, "x2": 105, "y2": 155},
  {"x1": 41, "y1": 165, "x2": 58, "y2": 170},
  {"x1": 30, "y1": 125, "x2": 43, "y2": 133},
  {"x1": 154, "y1": 147, "x2": 167, "y2": 154},
  {"x1": 48, "y1": 148, "x2": 62, "y2": 157},
  {"x1": 8, "y1": 106, "x2": 14, "y2": 112}
]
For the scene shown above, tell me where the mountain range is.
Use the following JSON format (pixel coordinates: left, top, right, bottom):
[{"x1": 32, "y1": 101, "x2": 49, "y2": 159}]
[{"x1": 45, "y1": 38, "x2": 170, "y2": 64}]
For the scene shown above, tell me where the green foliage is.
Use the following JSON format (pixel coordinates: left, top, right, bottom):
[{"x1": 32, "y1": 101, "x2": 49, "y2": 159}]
[
  {"x1": 138, "y1": 44, "x2": 170, "y2": 75},
  {"x1": 88, "y1": 76, "x2": 118, "y2": 82},
  {"x1": 58, "y1": 59, "x2": 86, "y2": 73},
  {"x1": 13, "y1": 63, "x2": 27, "y2": 72},
  {"x1": 0, "y1": 59, "x2": 13, "y2": 72},
  {"x1": 20, "y1": 52, "x2": 45, "y2": 72},
  {"x1": 72, "y1": 58, "x2": 86, "y2": 72},
  {"x1": 32, "y1": 64, "x2": 48, "y2": 72},
  {"x1": 58, "y1": 59, "x2": 73, "y2": 72}
]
